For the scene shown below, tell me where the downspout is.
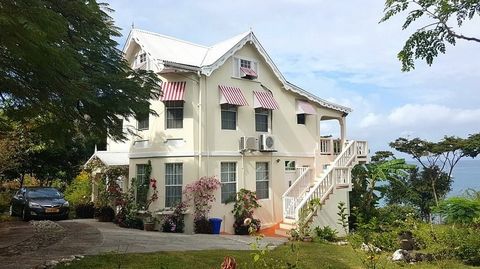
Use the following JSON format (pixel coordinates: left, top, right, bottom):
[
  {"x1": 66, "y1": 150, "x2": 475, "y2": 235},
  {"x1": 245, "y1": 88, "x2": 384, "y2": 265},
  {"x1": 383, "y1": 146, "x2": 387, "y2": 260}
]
[{"x1": 197, "y1": 71, "x2": 202, "y2": 178}]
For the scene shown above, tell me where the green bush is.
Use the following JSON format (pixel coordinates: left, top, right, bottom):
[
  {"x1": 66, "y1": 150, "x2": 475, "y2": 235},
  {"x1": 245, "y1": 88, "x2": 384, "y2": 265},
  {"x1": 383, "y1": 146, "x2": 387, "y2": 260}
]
[
  {"x1": 0, "y1": 191, "x2": 12, "y2": 213},
  {"x1": 434, "y1": 197, "x2": 480, "y2": 225},
  {"x1": 377, "y1": 204, "x2": 419, "y2": 227},
  {"x1": 314, "y1": 226, "x2": 338, "y2": 242},
  {"x1": 65, "y1": 171, "x2": 91, "y2": 206}
]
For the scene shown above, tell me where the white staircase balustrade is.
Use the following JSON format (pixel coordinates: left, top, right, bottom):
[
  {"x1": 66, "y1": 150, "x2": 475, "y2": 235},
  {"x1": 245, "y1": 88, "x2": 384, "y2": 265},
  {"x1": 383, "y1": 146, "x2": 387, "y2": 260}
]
[
  {"x1": 282, "y1": 167, "x2": 312, "y2": 220},
  {"x1": 282, "y1": 140, "x2": 368, "y2": 222}
]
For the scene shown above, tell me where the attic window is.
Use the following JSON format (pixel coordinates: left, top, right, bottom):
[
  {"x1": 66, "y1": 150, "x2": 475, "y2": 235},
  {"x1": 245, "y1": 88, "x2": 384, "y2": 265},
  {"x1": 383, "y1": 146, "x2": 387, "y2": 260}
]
[
  {"x1": 234, "y1": 58, "x2": 258, "y2": 79},
  {"x1": 139, "y1": 53, "x2": 147, "y2": 63}
]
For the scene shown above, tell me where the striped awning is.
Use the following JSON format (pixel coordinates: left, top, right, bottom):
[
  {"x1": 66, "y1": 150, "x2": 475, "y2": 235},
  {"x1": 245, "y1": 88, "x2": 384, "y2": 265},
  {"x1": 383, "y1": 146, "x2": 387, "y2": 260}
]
[
  {"x1": 159, "y1": 81, "x2": 186, "y2": 101},
  {"x1": 296, "y1": 100, "x2": 316, "y2": 115},
  {"x1": 253, "y1": 91, "x2": 279, "y2": 110},
  {"x1": 219, "y1": 85, "x2": 249, "y2": 106},
  {"x1": 240, "y1": 67, "x2": 258, "y2": 78}
]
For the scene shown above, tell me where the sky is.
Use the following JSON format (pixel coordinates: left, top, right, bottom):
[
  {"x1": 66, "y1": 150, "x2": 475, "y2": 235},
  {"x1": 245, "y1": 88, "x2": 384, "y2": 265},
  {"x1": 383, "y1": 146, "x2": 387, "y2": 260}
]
[{"x1": 104, "y1": 0, "x2": 480, "y2": 155}]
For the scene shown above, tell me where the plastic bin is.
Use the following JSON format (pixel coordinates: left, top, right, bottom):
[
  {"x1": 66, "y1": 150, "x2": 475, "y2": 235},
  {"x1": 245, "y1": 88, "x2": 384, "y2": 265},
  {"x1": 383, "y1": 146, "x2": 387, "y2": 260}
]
[{"x1": 209, "y1": 218, "x2": 223, "y2": 234}]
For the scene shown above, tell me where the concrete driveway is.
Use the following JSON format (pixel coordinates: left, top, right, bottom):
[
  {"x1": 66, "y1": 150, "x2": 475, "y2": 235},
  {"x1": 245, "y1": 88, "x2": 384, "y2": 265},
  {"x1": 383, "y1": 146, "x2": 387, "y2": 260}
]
[
  {"x1": 0, "y1": 218, "x2": 286, "y2": 268},
  {"x1": 77, "y1": 219, "x2": 287, "y2": 254}
]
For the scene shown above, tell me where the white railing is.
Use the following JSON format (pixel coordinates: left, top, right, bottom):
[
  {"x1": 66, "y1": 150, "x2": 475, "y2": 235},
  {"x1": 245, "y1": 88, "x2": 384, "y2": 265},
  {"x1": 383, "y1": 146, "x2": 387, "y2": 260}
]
[
  {"x1": 282, "y1": 167, "x2": 312, "y2": 220},
  {"x1": 356, "y1": 141, "x2": 368, "y2": 156},
  {"x1": 289, "y1": 140, "x2": 358, "y2": 222},
  {"x1": 319, "y1": 138, "x2": 342, "y2": 155}
]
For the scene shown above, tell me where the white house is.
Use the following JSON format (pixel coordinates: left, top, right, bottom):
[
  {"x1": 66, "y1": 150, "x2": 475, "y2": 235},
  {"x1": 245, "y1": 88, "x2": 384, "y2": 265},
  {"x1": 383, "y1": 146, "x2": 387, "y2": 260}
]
[{"x1": 92, "y1": 29, "x2": 368, "y2": 235}]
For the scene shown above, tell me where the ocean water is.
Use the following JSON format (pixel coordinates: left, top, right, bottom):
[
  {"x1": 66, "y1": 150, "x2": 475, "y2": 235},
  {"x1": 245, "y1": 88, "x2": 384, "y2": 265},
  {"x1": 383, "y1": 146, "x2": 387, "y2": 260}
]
[{"x1": 449, "y1": 159, "x2": 480, "y2": 196}]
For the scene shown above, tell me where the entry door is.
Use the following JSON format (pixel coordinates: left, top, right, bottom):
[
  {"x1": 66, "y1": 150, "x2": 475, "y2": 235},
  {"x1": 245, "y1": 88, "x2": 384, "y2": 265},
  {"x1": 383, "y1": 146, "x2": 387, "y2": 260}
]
[{"x1": 284, "y1": 161, "x2": 296, "y2": 188}]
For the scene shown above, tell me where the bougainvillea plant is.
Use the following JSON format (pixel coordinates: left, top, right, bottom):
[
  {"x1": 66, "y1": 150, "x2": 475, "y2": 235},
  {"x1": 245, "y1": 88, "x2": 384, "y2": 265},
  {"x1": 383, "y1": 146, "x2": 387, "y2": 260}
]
[{"x1": 184, "y1": 176, "x2": 221, "y2": 222}]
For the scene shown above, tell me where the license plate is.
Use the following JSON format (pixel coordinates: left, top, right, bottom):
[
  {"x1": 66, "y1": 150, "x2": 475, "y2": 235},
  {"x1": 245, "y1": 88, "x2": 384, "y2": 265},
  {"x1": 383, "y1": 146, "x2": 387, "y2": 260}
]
[{"x1": 45, "y1": 208, "x2": 60, "y2": 213}]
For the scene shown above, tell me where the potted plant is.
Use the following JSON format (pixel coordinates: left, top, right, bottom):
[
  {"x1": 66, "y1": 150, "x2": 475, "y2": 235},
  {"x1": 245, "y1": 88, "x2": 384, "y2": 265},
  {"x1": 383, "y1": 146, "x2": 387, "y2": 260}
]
[
  {"x1": 161, "y1": 201, "x2": 187, "y2": 233},
  {"x1": 230, "y1": 189, "x2": 261, "y2": 235}
]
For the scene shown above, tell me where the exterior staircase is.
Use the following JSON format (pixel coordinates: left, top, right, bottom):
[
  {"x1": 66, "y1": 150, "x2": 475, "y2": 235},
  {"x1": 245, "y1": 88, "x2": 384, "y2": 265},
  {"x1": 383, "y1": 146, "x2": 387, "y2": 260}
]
[{"x1": 275, "y1": 140, "x2": 368, "y2": 236}]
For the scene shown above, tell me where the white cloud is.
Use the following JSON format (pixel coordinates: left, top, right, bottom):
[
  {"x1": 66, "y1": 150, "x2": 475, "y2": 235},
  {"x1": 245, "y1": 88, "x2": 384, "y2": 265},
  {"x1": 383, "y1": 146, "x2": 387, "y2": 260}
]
[
  {"x1": 388, "y1": 104, "x2": 480, "y2": 127},
  {"x1": 359, "y1": 113, "x2": 382, "y2": 128}
]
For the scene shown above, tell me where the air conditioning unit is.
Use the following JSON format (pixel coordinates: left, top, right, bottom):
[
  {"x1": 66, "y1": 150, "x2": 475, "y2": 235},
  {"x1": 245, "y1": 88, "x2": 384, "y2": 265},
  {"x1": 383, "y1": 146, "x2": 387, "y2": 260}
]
[
  {"x1": 259, "y1": 134, "x2": 275, "y2": 151},
  {"x1": 240, "y1": 136, "x2": 257, "y2": 151}
]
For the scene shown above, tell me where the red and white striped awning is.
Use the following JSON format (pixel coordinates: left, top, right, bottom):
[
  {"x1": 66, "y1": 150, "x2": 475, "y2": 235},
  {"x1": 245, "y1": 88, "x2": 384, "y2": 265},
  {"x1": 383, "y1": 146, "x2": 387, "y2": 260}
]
[
  {"x1": 219, "y1": 85, "x2": 249, "y2": 106},
  {"x1": 240, "y1": 67, "x2": 258, "y2": 78},
  {"x1": 159, "y1": 81, "x2": 186, "y2": 101},
  {"x1": 253, "y1": 91, "x2": 279, "y2": 110},
  {"x1": 296, "y1": 100, "x2": 316, "y2": 115}
]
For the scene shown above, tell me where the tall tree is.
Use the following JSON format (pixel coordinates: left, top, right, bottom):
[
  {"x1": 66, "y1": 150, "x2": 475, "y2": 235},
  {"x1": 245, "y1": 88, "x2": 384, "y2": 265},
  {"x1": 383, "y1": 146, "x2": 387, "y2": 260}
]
[
  {"x1": 390, "y1": 134, "x2": 480, "y2": 205},
  {"x1": 380, "y1": 0, "x2": 480, "y2": 71},
  {"x1": 0, "y1": 1, "x2": 161, "y2": 142}
]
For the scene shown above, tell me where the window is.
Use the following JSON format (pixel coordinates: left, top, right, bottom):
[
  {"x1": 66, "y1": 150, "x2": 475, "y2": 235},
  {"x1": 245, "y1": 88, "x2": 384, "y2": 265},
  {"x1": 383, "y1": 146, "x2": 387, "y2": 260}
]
[
  {"x1": 255, "y1": 108, "x2": 269, "y2": 132},
  {"x1": 297, "y1": 114, "x2": 306, "y2": 125},
  {"x1": 285, "y1": 161, "x2": 296, "y2": 171},
  {"x1": 234, "y1": 58, "x2": 258, "y2": 79},
  {"x1": 221, "y1": 104, "x2": 237, "y2": 130},
  {"x1": 165, "y1": 163, "x2": 183, "y2": 207},
  {"x1": 256, "y1": 162, "x2": 269, "y2": 199},
  {"x1": 165, "y1": 101, "x2": 183, "y2": 129},
  {"x1": 136, "y1": 164, "x2": 148, "y2": 207},
  {"x1": 137, "y1": 115, "x2": 149, "y2": 130},
  {"x1": 139, "y1": 53, "x2": 147, "y2": 63},
  {"x1": 240, "y1": 59, "x2": 251, "y2": 69},
  {"x1": 221, "y1": 162, "x2": 236, "y2": 203}
]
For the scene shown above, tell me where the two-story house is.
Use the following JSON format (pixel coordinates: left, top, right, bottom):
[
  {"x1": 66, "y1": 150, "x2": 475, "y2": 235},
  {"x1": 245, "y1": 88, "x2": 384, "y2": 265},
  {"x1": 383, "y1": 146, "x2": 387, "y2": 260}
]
[{"x1": 92, "y1": 29, "x2": 368, "y2": 235}]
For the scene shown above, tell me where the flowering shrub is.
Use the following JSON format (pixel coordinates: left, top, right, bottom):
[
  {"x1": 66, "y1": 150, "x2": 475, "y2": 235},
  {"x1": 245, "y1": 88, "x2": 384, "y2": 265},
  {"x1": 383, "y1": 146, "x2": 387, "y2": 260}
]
[
  {"x1": 162, "y1": 201, "x2": 187, "y2": 233},
  {"x1": 184, "y1": 176, "x2": 221, "y2": 233},
  {"x1": 231, "y1": 189, "x2": 261, "y2": 235}
]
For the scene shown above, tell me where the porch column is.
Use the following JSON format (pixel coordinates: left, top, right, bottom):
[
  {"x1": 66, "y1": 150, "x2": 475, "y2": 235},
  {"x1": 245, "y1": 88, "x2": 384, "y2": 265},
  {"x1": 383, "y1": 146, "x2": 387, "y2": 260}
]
[{"x1": 340, "y1": 117, "x2": 347, "y2": 149}]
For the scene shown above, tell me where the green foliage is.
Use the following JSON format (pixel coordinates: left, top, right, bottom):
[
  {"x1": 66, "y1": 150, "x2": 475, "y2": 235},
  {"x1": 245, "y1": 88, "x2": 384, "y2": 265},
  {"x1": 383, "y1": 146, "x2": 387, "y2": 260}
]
[
  {"x1": 382, "y1": 166, "x2": 452, "y2": 220},
  {"x1": 230, "y1": 189, "x2": 261, "y2": 235},
  {"x1": 376, "y1": 204, "x2": 419, "y2": 227},
  {"x1": 350, "y1": 151, "x2": 414, "y2": 222},
  {"x1": 289, "y1": 198, "x2": 321, "y2": 241},
  {"x1": 162, "y1": 202, "x2": 187, "y2": 233},
  {"x1": 380, "y1": 0, "x2": 480, "y2": 71},
  {"x1": 0, "y1": 190, "x2": 12, "y2": 213},
  {"x1": 434, "y1": 196, "x2": 480, "y2": 225},
  {"x1": 64, "y1": 171, "x2": 92, "y2": 205},
  {"x1": 0, "y1": 0, "x2": 162, "y2": 142},
  {"x1": 314, "y1": 226, "x2": 338, "y2": 242}
]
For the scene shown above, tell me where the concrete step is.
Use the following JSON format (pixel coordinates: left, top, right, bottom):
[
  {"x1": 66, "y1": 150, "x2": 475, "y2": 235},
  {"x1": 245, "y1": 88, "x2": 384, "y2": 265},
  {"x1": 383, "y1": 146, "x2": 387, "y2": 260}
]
[
  {"x1": 274, "y1": 228, "x2": 290, "y2": 237},
  {"x1": 279, "y1": 222, "x2": 296, "y2": 230}
]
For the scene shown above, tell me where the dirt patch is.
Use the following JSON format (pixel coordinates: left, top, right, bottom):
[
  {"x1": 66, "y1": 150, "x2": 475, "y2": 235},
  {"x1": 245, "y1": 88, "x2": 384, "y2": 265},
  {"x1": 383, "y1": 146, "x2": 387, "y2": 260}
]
[{"x1": 0, "y1": 220, "x2": 101, "y2": 269}]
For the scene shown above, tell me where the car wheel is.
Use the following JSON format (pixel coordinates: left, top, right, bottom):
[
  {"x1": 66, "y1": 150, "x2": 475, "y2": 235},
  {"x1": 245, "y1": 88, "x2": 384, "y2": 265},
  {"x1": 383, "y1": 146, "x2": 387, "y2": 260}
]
[
  {"x1": 9, "y1": 205, "x2": 15, "y2": 217},
  {"x1": 21, "y1": 207, "x2": 30, "y2": 221}
]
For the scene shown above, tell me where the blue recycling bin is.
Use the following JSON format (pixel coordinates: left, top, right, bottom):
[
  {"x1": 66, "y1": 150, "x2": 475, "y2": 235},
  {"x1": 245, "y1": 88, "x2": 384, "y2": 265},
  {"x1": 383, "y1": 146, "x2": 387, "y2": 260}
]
[{"x1": 209, "y1": 218, "x2": 223, "y2": 234}]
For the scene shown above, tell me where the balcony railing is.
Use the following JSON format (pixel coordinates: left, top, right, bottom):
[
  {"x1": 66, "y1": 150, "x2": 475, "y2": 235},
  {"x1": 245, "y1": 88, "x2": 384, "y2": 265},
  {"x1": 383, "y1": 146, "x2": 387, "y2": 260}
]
[{"x1": 319, "y1": 138, "x2": 342, "y2": 155}]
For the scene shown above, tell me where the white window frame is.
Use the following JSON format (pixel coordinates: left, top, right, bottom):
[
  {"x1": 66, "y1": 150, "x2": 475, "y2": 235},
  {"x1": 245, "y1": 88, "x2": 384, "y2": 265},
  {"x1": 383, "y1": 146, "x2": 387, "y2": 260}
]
[
  {"x1": 164, "y1": 101, "x2": 184, "y2": 129},
  {"x1": 256, "y1": 162, "x2": 270, "y2": 200},
  {"x1": 165, "y1": 163, "x2": 183, "y2": 208},
  {"x1": 220, "y1": 162, "x2": 237, "y2": 203},
  {"x1": 233, "y1": 57, "x2": 258, "y2": 78},
  {"x1": 255, "y1": 108, "x2": 270, "y2": 133},
  {"x1": 137, "y1": 114, "x2": 149, "y2": 130},
  {"x1": 221, "y1": 104, "x2": 237, "y2": 130},
  {"x1": 139, "y1": 52, "x2": 147, "y2": 63}
]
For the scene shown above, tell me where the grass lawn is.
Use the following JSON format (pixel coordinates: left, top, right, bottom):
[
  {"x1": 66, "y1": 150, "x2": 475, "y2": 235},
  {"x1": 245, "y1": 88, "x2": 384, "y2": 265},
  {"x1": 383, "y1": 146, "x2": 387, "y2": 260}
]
[{"x1": 57, "y1": 241, "x2": 475, "y2": 269}]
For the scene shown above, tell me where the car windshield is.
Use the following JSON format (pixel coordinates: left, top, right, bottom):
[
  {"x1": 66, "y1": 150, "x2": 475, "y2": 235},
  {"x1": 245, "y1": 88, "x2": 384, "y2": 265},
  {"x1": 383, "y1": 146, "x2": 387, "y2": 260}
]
[{"x1": 27, "y1": 188, "x2": 62, "y2": 199}]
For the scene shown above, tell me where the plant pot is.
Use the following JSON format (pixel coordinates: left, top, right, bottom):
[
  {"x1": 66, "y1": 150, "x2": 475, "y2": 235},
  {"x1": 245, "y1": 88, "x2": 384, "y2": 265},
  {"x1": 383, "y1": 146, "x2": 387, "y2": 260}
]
[
  {"x1": 144, "y1": 222, "x2": 155, "y2": 231},
  {"x1": 303, "y1": 236, "x2": 313, "y2": 242}
]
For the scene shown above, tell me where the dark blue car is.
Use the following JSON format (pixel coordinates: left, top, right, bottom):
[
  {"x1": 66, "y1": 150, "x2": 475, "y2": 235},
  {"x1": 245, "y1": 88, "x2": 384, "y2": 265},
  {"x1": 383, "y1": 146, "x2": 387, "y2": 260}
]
[{"x1": 9, "y1": 187, "x2": 69, "y2": 221}]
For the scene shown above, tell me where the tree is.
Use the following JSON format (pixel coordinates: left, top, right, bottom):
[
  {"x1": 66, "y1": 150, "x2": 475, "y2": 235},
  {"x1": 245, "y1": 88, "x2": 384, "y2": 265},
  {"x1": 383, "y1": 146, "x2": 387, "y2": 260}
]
[
  {"x1": 349, "y1": 151, "x2": 414, "y2": 223},
  {"x1": 382, "y1": 166, "x2": 452, "y2": 220},
  {"x1": 390, "y1": 134, "x2": 480, "y2": 206},
  {"x1": 0, "y1": 1, "x2": 162, "y2": 142},
  {"x1": 380, "y1": 0, "x2": 480, "y2": 71}
]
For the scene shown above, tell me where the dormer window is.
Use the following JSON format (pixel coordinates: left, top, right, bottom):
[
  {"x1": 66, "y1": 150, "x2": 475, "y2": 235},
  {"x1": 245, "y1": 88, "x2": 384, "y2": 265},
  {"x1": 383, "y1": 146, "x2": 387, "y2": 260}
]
[
  {"x1": 139, "y1": 53, "x2": 147, "y2": 63},
  {"x1": 234, "y1": 58, "x2": 258, "y2": 79}
]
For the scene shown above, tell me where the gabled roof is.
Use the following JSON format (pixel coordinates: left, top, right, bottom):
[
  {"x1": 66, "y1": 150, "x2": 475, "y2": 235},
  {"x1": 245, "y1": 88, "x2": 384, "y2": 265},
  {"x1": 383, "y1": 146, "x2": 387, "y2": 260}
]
[
  {"x1": 85, "y1": 151, "x2": 129, "y2": 167},
  {"x1": 124, "y1": 29, "x2": 352, "y2": 114}
]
